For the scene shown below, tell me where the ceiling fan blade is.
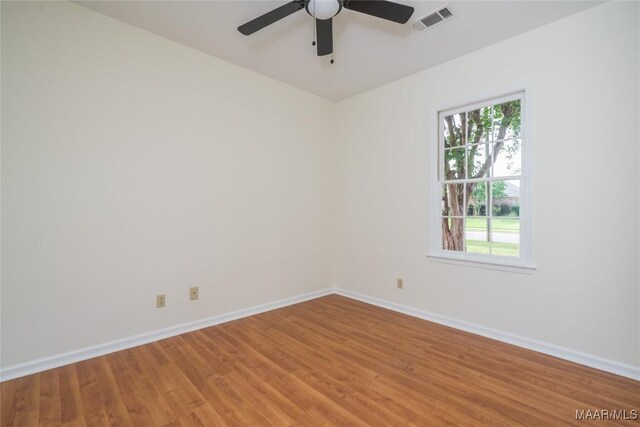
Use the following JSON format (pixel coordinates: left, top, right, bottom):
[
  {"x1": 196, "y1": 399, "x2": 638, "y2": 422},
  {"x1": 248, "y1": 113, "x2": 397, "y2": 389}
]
[
  {"x1": 316, "y1": 18, "x2": 333, "y2": 56},
  {"x1": 343, "y1": 0, "x2": 414, "y2": 24},
  {"x1": 238, "y1": 1, "x2": 304, "y2": 35}
]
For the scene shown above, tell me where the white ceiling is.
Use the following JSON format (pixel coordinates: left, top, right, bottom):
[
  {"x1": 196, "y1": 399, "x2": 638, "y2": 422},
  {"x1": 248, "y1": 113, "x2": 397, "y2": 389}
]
[{"x1": 77, "y1": 0, "x2": 602, "y2": 101}]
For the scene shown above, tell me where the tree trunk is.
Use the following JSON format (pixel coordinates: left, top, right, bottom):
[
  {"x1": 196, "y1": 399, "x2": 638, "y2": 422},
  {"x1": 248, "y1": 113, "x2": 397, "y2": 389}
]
[
  {"x1": 442, "y1": 183, "x2": 465, "y2": 251},
  {"x1": 442, "y1": 218, "x2": 464, "y2": 251}
]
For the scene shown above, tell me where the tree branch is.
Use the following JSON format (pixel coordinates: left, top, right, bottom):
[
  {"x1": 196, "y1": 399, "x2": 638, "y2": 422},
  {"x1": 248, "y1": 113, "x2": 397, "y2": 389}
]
[
  {"x1": 444, "y1": 115, "x2": 460, "y2": 148},
  {"x1": 471, "y1": 103, "x2": 517, "y2": 180}
]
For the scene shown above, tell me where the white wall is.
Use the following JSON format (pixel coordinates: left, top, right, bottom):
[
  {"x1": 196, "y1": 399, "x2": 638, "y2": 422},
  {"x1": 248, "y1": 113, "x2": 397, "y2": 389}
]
[
  {"x1": 2, "y1": 0, "x2": 639, "y2": 374},
  {"x1": 1, "y1": 1, "x2": 336, "y2": 367},
  {"x1": 334, "y1": 1, "x2": 640, "y2": 368}
]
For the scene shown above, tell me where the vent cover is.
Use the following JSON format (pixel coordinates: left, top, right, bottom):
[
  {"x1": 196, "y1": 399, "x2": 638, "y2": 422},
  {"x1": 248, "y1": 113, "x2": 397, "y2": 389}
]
[
  {"x1": 438, "y1": 7, "x2": 452, "y2": 19},
  {"x1": 412, "y1": 5, "x2": 455, "y2": 34}
]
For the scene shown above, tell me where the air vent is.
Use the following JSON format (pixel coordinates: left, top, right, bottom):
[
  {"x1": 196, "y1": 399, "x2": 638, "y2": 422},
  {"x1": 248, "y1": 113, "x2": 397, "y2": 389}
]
[
  {"x1": 438, "y1": 7, "x2": 452, "y2": 19},
  {"x1": 421, "y1": 13, "x2": 443, "y2": 28},
  {"x1": 412, "y1": 5, "x2": 455, "y2": 34}
]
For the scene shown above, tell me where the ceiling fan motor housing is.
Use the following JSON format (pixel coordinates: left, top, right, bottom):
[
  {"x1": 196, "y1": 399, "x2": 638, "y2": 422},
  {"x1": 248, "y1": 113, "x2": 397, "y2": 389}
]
[{"x1": 305, "y1": 0, "x2": 342, "y2": 20}]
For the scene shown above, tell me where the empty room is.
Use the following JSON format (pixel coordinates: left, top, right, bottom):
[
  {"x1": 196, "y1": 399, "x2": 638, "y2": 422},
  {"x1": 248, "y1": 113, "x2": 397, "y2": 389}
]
[{"x1": 1, "y1": 0, "x2": 639, "y2": 425}]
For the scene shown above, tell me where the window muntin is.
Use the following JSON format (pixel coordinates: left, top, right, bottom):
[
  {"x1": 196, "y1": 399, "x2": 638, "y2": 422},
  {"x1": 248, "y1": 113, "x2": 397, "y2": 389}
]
[{"x1": 437, "y1": 92, "x2": 526, "y2": 262}]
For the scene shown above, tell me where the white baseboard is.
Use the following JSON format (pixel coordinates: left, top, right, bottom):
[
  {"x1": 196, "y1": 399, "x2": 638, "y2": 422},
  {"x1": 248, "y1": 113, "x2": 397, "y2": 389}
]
[
  {"x1": 334, "y1": 288, "x2": 640, "y2": 381},
  {"x1": 3, "y1": 287, "x2": 638, "y2": 382},
  {"x1": 0, "y1": 288, "x2": 333, "y2": 382}
]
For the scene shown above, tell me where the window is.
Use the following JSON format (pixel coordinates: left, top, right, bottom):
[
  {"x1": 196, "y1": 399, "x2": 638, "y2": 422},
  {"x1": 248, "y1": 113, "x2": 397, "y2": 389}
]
[{"x1": 430, "y1": 91, "x2": 533, "y2": 269}]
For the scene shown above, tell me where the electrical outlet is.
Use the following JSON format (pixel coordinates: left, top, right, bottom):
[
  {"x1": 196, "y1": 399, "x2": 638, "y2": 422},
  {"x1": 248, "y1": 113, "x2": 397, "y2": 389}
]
[
  {"x1": 156, "y1": 294, "x2": 166, "y2": 308},
  {"x1": 190, "y1": 286, "x2": 199, "y2": 301},
  {"x1": 396, "y1": 278, "x2": 404, "y2": 290}
]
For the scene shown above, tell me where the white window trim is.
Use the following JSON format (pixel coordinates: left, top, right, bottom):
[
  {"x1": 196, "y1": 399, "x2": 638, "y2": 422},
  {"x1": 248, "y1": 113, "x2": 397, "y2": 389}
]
[{"x1": 427, "y1": 84, "x2": 535, "y2": 272}]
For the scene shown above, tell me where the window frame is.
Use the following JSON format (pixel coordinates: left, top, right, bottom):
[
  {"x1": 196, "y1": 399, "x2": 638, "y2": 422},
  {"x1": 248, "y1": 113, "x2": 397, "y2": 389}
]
[{"x1": 427, "y1": 88, "x2": 535, "y2": 271}]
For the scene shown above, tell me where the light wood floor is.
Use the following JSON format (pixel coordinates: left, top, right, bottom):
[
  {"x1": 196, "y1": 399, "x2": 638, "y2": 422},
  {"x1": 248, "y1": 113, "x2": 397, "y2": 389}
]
[{"x1": 2, "y1": 295, "x2": 639, "y2": 426}]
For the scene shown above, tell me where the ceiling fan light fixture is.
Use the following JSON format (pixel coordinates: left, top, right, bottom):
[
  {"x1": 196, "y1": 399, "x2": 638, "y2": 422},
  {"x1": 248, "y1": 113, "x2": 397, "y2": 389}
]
[{"x1": 309, "y1": 0, "x2": 340, "y2": 20}]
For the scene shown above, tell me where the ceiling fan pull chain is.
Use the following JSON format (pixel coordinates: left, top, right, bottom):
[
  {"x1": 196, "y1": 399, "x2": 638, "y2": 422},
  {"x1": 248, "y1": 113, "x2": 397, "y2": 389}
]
[
  {"x1": 312, "y1": 15, "x2": 316, "y2": 46},
  {"x1": 330, "y1": 53, "x2": 334, "y2": 64}
]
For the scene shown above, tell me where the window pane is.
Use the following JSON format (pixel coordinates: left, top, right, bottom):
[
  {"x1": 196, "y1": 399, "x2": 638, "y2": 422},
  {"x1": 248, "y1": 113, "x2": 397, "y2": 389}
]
[
  {"x1": 466, "y1": 182, "x2": 487, "y2": 217},
  {"x1": 444, "y1": 148, "x2": 465, "y2": 180},
  {"x1": 490, "y1": 218, "x2": 520, "y2": 257},
  {"x1": 442, "y1": 217, "x2": 464, "y2": 251},
  {"x1": 467, "y1": 144, "x2": 490, "y2": 179},
  {"x1": 492, "y1": 139, "x2": 521, "y2": 178},
  {"x1": 443, "y1": 113, "x2": 465, "y2": 147},
  {"x1": 467, "y1": 106, "x2": 491, "y2": 143},
  {"x1": 437, "y1": 93, "x2": 526, "y2": 264},
  {"x1": 441, "y1": 184, "x2": 464, "y2": 216},
  {"x1": 466, "y1": 218, "x2": 490, "y2": 254},
  {"x1": 492, "y1": 100, "x2": 521, "y2": 140},
  {"x1": 491, "y1": 180, "x2": 520, "y2": 217}
]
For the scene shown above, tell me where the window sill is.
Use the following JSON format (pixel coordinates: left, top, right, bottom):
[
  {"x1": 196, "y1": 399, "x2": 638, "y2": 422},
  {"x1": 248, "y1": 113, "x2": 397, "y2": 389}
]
[{"x1": 426, "y1": 252, "x2": 536, "y2": 274}]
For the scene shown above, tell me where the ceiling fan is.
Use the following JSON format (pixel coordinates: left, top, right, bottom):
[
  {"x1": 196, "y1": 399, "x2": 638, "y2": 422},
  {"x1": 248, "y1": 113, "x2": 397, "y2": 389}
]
[{"x1": 238, "y1": 0, "x2": 415, "y2": 60}]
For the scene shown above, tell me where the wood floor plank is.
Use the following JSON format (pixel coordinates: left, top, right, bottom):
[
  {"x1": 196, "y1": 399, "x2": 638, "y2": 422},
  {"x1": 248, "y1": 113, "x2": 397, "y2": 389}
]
[
  {"x1": 38, "y1": 369, "x2": 61, "y2": 426},
  {"x1": 58, "y1": 365, "x2": 83, "y2": 426},
  {"x1": 75, "y1": 359, "x2": 110, "y2": 427},
  {"x1": 2, "y1": 295, "x2": 639, "y2": 426},
  {"x1": 11, "y1": 373, "x2": 41, "y2": 426},
  {"x1": 0, "y1": 377, "x2": 18, "y2": 426}
]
